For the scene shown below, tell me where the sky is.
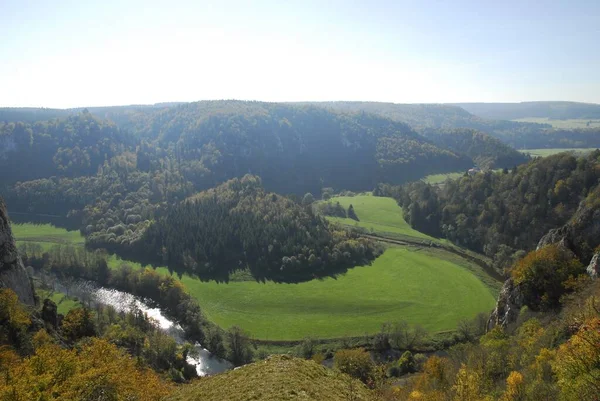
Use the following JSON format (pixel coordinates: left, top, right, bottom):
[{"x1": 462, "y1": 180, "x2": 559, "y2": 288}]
[{"x1": 1, "y1": 0, "x2": 599, "y2": 108}]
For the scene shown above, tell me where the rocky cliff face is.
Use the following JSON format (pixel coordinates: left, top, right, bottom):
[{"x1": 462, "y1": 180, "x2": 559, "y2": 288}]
[
  {"x1": 587, "y1": 252, "x2": 600, "y2": 279},
  {"x1": 487, "y1": 278, "x2": 524, "y2": 330},
  {"x1": 489, "y1": 195, "x2": 600, "y2": 330},
  {"x1": 537, "y1": 198, "x2": 600, "y2": 264},
  {"x1": 0, "y1": 198, "x2": 35, "y2": 305}
]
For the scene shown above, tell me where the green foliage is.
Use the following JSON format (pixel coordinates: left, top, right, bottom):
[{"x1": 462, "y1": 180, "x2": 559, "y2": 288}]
[
  {"x1": 388, "y1": 351, "x2": 417, "y2": 377},
  {"x1": 136, "y1": 175, "x2": 380, "y2": 282},
  {"x1": 391, "y1": 151, "x2": 600, "y2": 263},
  {"x1": 347, "y1": 204, "x2": 359, "y2": 221},
  {"x1": 0, "y1": 111, "x2": 129, "y2": 186},
  {"x1": 225, "y1": 326, "x2": 253, "y2": 366},
  {"x1": 422, "y1": 128, "x2": 529, "y2": 169}
]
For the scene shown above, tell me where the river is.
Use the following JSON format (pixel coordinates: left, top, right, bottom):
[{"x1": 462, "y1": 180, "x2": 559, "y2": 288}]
[{"x1": 51, "y1": 279, "x2": 232, "y2": 376}]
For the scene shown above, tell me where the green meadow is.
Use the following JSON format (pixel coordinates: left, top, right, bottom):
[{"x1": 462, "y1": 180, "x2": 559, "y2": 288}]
[
  {"x1": 36, "y1": 289, "x2": 83, "y2": 315},
  {"x1": 13, "y1": 222, "x2": 499, "y2": 340},
  {"x1": 319, "y1": 194, "x2": 434, "y2": 241}
]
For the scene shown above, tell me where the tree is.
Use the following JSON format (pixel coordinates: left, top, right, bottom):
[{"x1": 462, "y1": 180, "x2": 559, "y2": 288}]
[
  {"x1": 302, "y1": 192, "x2": 315, "y2": 206},
  {"x1": 62, "y1": 307, "x2": 96, "y2": 341},
  {"x1": 347, "y1": 204, "x2": 359, "y2": 221},
  {"x1": 226, "y1": 326, "x2": 253, "y2": 366},
  {"x1": 502, "y1": 371, "x2": 525, "y2": 401},
  {"x1": 511, "y1": 245, "x2": 585, "y2": 310},
  {"x1": 553, "y1": 318, "x2": 600, "y2": 401},
  {"x1": 298, "y1": 337, "x2": 316, "y2": 359},
  {"x1": 334, "y1": 348, "x2": 375, "y2": 385}
]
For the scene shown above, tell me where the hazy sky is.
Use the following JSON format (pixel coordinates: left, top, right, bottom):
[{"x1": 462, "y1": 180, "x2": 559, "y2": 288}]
[{"x1": 1, "y1": 0, "x2": 599, "y2": 108}]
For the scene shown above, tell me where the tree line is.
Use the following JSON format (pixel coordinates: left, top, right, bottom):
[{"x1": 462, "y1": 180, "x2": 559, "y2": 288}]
[{"x1": 377, "y1": 150, "x2": 600, "y2": 270}]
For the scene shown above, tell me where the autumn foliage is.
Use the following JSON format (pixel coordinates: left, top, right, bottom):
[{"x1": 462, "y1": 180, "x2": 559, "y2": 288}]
[
  {"x1": 0, "y1": 332, "x2": 171, "y2": 400},
  {"x1": 510, "y1": 245, "x2": 584, "y2": 310}
]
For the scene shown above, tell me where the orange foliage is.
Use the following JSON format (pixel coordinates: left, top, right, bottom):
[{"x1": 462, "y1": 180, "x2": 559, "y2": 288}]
[{"x1": 0, "y1": 337, "x2": 171, "y2": 400}]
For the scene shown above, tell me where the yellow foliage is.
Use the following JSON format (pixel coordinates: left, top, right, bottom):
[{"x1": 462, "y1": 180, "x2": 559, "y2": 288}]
[
  {"x1": 413, "y1": 356, "x2": 454, "y2": 393},
  {"x1": 502, "y1": 371, "x2": 525, "y2": 401},
  {"x1": 511, "y1": 245, "x2": 578, "y2": 286},
  {"x1": 0, "y1": 289, "x2": 31, "y2": 329},
  {"x1": 0, "y1": 337, "x2": 171, "y2": 400},
  {"x1": 452, "y1": 364, "x2": 487, "y2": 401},
  {"x1": 553, "y1": 317, "x2": 600, "y2": 401}
]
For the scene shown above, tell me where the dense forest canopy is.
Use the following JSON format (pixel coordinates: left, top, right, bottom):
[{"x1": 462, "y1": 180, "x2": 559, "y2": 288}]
[
  {"x1": 310, "y1": 101, "x2": 600, "y2": 149},
  {"x1": 420, "y1": 128, "x2": 529, "y2": 169},
  {"x1": 379, "y1": 150, "x2": 600, "y2": 270},
  {"x1": 1, "y1": 103, "x2": 484, "y2": 251},
  {"x1": 133, "y1": 175, "x2": 380, "y2": 282},
  {"x1": 0, "y1": 111, "x2": 131, "y2": 184}
]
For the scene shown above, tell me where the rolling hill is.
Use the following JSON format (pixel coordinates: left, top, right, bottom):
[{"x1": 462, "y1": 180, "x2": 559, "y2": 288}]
[{"x1": 455, "y1": 101, "x2": 600, "y2": 120}]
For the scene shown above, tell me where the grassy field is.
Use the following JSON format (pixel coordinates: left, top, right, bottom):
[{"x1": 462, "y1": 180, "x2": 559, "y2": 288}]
[
  {"x1": 422, "y1": 172, "x2": 464, "y2": 185},
  {"x1": 13, "y1": 223, "x2": 498, "y2": 340},
  {"x1": 180, "y1": 246, "x2": 496, "y2": 340},
  {"x1": 513, "y1": 117, "x2": 600, "y2": 129},
  {"x1": 320, "y1": 194, "x2": 434, "y2": 241},
  {"x1": 12, "y1": 223, "x2": 85, "y2": 245},
  {"x1": 519, "y1": 148, "x2": 598, "y2": 157},
  {"x1": 37, "y1": 289, "x2": 83, "y2": 315}
]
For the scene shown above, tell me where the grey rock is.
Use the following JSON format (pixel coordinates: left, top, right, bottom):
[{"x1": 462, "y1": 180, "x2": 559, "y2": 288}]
[
  {"x1": 488, "y1": 278, "x2": 524, "y2": 330},
  {"x1": 587, "y1": 252, "x2": 600, "y2": 279},
  {"x1": 0, "y1": 197, "x2": 35, "y2": 305},
  {"x1": 42, "y1": 298, "x2": 58, "y2": 328}
]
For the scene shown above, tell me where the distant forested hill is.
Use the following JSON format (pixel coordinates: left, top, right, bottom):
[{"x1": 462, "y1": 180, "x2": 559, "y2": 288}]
[
  {"x1": 420, "y1": 128, "x2": 528, "y2": 169},
  {"x1": 1, "y1": 103, "x2": 475, "y2": 263},
  {"x1": 0, "y1": 111, "x2": 132, "y2": 184},
  {"x1": 1, "y1": 102, "x2": 471, "y2": 196},
  {"x1": 454, "y1": 101, "x2": 600, "y2": 120},
  {"x1": 309, "y1": 101, "x2": 600, "y2": 149},
  {"x1": 306, "y1": 101, "x2": 548, "y2": 134}
]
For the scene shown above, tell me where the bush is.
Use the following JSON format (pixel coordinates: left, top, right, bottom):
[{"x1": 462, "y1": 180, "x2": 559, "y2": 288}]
[
  {"x1": 334, "y1": 348, "x2": 375, "y2": 384},
  {"x1": 511, "y1": 245, "x2": 585, "y2": 310}
]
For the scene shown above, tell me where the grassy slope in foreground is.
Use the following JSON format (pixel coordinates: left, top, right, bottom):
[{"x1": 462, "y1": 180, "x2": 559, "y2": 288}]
[
  {"x1": 168, "y1": 355, "x2": 374, "y2": 401},
  {"x1": 322, "y1": 194, "x2": 433, "y2": 240},
  {"x1": 13, "y1": 223, "x2": 497, "y2": 341}
]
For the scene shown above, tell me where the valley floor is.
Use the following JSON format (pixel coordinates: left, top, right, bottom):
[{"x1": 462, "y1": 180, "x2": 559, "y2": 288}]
[{"x1": 13, "y1": 218, "x2": 498, "y2": 341}]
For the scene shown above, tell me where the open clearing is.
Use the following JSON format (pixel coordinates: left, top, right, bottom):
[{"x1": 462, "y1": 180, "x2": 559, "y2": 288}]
[
  {"x1": 319, "y1": 194, "x2": 434, "y2": 241},
  {"x1": 421, "y1": 172, "x2": 464, "y2": 185},
  {"x1": 13, "y1": 222, "x2": 498, "y2": 340},
  {"x1": 36, "y1": 289, "x2": 83, "y2": 315},
  {"x1": 519, "y1": 148, "x2": 598, "y2": 158}
]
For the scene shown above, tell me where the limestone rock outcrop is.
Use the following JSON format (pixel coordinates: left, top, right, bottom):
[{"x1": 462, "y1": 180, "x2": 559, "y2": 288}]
[
  {"x1": 488, "y1": 278, "x2": 524, "y2": 330},
  {"x1": 0, "y1": 198, "x2": 35, "y2": 305}
]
